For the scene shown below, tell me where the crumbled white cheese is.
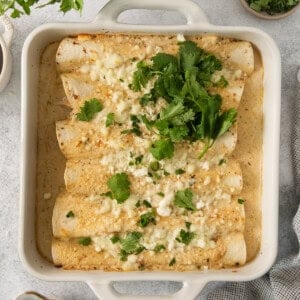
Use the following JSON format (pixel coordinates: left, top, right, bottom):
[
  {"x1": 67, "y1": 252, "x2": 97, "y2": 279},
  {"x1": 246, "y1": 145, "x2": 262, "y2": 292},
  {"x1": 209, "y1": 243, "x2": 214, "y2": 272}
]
[
  {"x1": 122, "y1": 254, "x2": 138, "y2": 271},
  {"x1": 186, "y1": 164, "x2": 196, "y2": 174},
  {"x1": 134, "y1": 167, "x2": 148, "y2": 177},
  {"x1": 104, "y1": 53, "x2": 124, "y2": 69},
  {"x1": 177, "y1": 34, "x2": 185, "y2": 42},
  {"x1": 200, "y1": 161, "x2": 210, "y2": 171},
  {"x1": 197, "y1": 239, "x2": 206, "y2": 248},
  {"x1": 157, "y1": 205, "x2": 172, "y2": 217},
  {"x1": 196, "y1": 200, "x2": 205, "y2": 209}
]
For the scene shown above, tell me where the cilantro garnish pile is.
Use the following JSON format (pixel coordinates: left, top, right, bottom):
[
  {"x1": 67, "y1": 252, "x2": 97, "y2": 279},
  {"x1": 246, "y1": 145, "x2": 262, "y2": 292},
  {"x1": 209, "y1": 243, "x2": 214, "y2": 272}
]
[
  {"x1": 130, "y1": 41, "x2": 237, "y2": 160},
  {"x1": 247, "y1": 0, "x2": 299, "y2": 15}
]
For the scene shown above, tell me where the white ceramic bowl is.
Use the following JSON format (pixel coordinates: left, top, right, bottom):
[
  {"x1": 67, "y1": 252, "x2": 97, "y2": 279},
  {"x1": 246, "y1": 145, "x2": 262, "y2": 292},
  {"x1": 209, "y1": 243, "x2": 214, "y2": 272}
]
[
  {"x1": 0, "y1": 15, "x2": 13, "y2": 92},
  {"x1": 20, "y1": 0, "x2": 281, "y2": 299}
]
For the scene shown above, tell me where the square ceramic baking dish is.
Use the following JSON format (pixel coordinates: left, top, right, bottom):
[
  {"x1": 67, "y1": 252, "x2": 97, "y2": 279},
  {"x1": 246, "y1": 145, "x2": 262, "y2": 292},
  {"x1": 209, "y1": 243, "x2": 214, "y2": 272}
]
[{"x1": 20, "y1": 0, "x2": 281, "y2": 299}]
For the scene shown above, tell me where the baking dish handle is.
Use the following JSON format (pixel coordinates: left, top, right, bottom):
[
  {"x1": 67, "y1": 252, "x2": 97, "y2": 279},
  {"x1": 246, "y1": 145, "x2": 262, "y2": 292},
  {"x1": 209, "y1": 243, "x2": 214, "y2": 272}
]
[
  {"x1": 88, "y1": 280, "x2": 207, "y2": 300},
  {"x1": 0, "y1": 15, "x2": 14, "y2": 48},
  {"x1": 94, "y1": 0, "x2": 209, "y2": 25}
]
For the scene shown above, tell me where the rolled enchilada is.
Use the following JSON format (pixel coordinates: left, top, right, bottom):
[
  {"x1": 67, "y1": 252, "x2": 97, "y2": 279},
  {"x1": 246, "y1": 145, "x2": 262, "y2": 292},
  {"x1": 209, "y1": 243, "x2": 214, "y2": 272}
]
[{"x1": 52, "y1": 33, "x2": 253, "y2": 271}]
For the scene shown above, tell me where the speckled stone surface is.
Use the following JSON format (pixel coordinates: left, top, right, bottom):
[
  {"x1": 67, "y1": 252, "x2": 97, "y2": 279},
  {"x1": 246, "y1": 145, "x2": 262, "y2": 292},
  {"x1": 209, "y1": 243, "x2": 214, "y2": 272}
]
[{"x1": 0, "y1": 1, "x2": 299, "y2": 299}]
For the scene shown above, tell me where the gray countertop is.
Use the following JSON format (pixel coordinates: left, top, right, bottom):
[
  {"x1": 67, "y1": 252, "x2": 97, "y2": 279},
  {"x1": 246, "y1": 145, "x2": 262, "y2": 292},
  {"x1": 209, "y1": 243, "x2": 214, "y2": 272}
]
[{"x1": 0, "y1": 0, "x2": 299, "y2": 299}]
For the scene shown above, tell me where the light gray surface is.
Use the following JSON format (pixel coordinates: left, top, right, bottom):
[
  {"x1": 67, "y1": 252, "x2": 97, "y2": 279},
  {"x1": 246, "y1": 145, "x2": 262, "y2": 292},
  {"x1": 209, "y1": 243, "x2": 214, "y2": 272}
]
[{"x1": 0, "y1": 1, "x2": 299, "y2": 299}]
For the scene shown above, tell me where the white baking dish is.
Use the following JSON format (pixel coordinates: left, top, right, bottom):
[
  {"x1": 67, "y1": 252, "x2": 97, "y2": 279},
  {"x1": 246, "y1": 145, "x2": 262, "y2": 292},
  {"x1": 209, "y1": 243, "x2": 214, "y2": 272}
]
[{"x1": 20, "y1": 0, "x2": 281, "y2": 299}]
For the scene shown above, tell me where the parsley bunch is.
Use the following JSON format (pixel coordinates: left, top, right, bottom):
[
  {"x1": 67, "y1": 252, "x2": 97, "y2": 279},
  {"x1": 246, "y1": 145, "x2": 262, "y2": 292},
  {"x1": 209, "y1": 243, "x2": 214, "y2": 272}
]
[
  {"x1": 247, "y1": 0, "x2": 299, "y2": 14},
  {"x1": 0, "y1": 0, "x2": 83, "y2": 18},
  {"x1": 131, "y1": 41, "x2": 237, "y2": 160}
]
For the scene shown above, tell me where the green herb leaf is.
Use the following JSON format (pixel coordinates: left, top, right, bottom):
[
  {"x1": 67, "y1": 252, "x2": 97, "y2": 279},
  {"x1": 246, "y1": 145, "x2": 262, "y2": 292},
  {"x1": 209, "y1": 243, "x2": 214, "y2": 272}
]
[
  {"x1": 107, "y1": 173, "x2": 131, "y2": 204},
  {"x1": 175, "y1": 168, "x2": 185, "y2": 175},
  {"x1": 238, "y1": 198, "x2": 245, "y2": 204},
  {"x1": 169, "y1": 257, "x2": 176, "y2": 266},
  {"x1": 118, "y1": 232, "x2": 145, "y2": 261},
  {"x1": 111, "y1": 235, "x2": 120, "y2": 244},
  {"x1": 66, "y1": 210, "x2": 75, "y2": 218},
  {"x1": 150, "y1": 139, "x2": 174, "y2": 160},
  {"x1": 143, "y1": 200, "x2": 152, "y2": 208},
  {"x1": 106, "y1": 112, "x2": 115, "y2": 127},
  {"x1": 153, "y1": 244, "x2": 166, "y2": 253},
  {"x1": 176, "y1": 229, "x2": 195, "y2": 245},
  {"x1": 76, "y1": 98, "x2": 103, "y2": 121},
  {"x1": 219, "y1": 159, "x2": 226, "y2": 165},
  {"x1": 138, "y1": 211, "x2": 156, "y2": 228},
  {"x1": 0, "y1": 0, "x2": 84, "y2": 18},
  {"x1": 214, "y1": 75, "x2": 229, "y2": 88},
  {"x1": 78, "y1": 237, "x2": 91, "y2": 246},
  {"x1": 185, "y1": 221, "x2": 192, "y2": 230},
  {"x1": 121, "y1": 114, "x2": 142, "y2": 136},
  {"x1": 130, "y1": 61, "x2": 154, "y2": 92},
  {"x1": 174, "y1": 189, "x2": 196, "y2": 211}
]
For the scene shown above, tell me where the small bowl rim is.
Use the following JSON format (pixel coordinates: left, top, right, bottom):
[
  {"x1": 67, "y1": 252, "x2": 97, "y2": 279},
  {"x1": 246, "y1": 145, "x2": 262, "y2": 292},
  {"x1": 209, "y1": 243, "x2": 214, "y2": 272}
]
[{"x1": 240, "y1": 0, "x2": 300, "y2": 19}]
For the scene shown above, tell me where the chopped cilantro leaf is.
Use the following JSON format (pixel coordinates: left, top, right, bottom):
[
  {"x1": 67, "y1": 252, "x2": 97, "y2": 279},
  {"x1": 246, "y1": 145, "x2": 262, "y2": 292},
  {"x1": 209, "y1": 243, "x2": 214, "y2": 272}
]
[
  {"x1": 111, "y1": 235, "x2": 120, "y2": 244},
  {"x1": 106, "y1": 112, "x2": 115, "y2": 127},
  {"x1": 185, "y1": 221, "x2": 192, "y2": 230},
  {"x1": 153, "y1": 244, "x2": 166, "y2": 253},
  {"x1": 176, "y1": 229, "x2": 195, "y2": 245},
  {"x1": 238, "y1": 198, "x2": 245, "y2": 204},
  {"x1": 150, "y1": 139, "x2": 174, "y2": 160},
  {"x1": 118, "y1": 232, "x2": 144, "y2": 261},
  {"x1": 175, "y1": 168, "x2": 185, "y2": 175},
  {"x1": 76, "y1": 98, "x2": 103, "y2": 121},
  {"x1": 107, "y1": 173, "x2": 131, "y2": 204},
  {"x1": 150, "y1": 161, "x2": 160, "y2": 171},
  {"x1": 121, "y1": 114, "x2": 142, "y2": 136},
  {"x1": 174, "y1": 188, "x2": 196, "y2": 211},
  {"x1": 219, "y1": 159, "x2": 226, "y2": 165},
  {"x1": 157, "y1": 192, "x2": 165, "y2": 197},
  {"x1": 135, "y1": 155, "x2": 143, "y2": 165},
  {"x1": 143, "y1": 200, "x2": 152, "y2": 208},
  {"x1": 78, "y1": 237, "x2": 91, "y2": 246},
  {"x1": 135, "y1": 200, "x2": 141, "y2": 208},
  {"x1": 138, "y1": 211, "x2": 156, "y2": 228},
  {"x1": 66, "y1": 210, "x2": 75, "y2": 218},
  {"x1": 130, "y1": 61, "x2": 154, "y2": 92},
  {"x1": 169, "y1": 257, "x2": 176, "y2": 266}
]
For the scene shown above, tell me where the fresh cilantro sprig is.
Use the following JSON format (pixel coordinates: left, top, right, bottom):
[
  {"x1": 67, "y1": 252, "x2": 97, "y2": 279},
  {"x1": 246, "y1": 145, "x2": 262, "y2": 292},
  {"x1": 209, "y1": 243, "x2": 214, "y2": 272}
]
[
  {"x1": 107, "y1": 173, "x2": 131, "y2": 204},
  {"x1": 247, "y1": 0, "x2": 299, "y2": 15},
  {"x1": 0, "y1": 0, "x2": 84, "y2": 18},
  {"x1": 76, "y1": 98, "x2": 103, "y2": 122},
  {"x1": 131, "y1": 41, "x2": 237, "y2": 160}
]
